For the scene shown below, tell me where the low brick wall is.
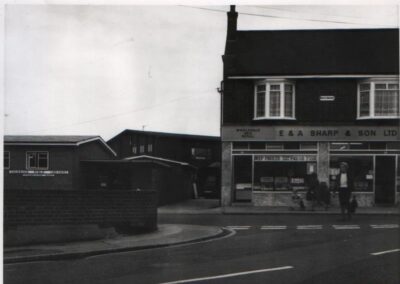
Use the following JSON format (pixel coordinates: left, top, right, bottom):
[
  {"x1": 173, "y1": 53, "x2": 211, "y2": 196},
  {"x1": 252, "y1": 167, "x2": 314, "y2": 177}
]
[{"x1": 4, "y1": 189, "x2": 158, "y2": 231}]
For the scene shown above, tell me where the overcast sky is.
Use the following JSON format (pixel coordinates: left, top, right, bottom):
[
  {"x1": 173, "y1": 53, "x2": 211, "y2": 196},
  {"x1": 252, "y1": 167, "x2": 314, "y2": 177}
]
[{"x1": 4, "y1": 4, "x2": 399, "y2": 140}]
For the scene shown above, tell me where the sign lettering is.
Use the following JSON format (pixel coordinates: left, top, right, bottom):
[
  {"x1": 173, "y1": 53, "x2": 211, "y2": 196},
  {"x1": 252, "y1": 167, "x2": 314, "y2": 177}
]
[
  {"x1": 222, "y1": 126, "x2": 400, "y2": 142},
  {"x1": 254, "y1": 155, "x2": 317, "y2": 162}
]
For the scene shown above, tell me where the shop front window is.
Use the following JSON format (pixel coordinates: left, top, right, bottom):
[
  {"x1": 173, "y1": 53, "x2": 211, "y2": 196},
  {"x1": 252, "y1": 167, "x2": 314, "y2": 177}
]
[
  {"x1": 329, "y1": 156, "x2": 373, "y2": 192},
  {"x1": 253, "y1": 160, "x2": 316, "y2": 191}
]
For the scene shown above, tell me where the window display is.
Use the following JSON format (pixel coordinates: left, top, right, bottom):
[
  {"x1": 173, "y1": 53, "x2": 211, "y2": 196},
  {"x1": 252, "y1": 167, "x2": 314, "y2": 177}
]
[{"x1": 254, "y1": 161, "x2": 312, "y2": 191}]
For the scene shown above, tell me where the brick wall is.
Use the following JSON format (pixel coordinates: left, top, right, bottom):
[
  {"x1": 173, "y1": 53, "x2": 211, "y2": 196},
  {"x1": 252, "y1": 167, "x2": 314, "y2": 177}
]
[{"x1": 4, "y1": 189, "x2": 158, "y2": 232}]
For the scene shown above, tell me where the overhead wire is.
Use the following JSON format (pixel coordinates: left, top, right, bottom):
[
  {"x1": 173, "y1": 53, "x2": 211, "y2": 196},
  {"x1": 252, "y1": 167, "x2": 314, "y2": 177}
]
[
  {"x1": 253, "y1": 5, "x2": 396, "y2": 27},
  {"x1": 27, "y1": 5, "x2": 397, "y2": 133},
  {"x1": 254, "y1": 5, "x2": 372, "y2": 20},
  {"x1": 32, "y1": 92, "x2": 216, "y2": 133},
  {"x1": 179, "y1": 5, "x2": 397, "y2": 28}
]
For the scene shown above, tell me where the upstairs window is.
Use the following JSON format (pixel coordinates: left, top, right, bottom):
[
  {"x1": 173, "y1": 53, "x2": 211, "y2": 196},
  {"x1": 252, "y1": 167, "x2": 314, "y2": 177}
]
[
  {"x1": 254, "y1": 80, "x2": 295, "y2": 119},
  {"x1": 26, "y1": 152, "x2": 48, "y2": 170},
  {"x1": 358, "y1": 80, "x2": 399, "y2": 119}
]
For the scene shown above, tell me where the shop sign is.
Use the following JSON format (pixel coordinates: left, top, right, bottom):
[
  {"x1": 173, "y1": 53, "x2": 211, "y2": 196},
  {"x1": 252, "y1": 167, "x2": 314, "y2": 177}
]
[
  {"x1": 222, "y1": 126, "x2": 400, "y2": 142},
  {"x1": 254, "y1": 155, "x2": 317, "y2": 162},
  {"x1": 320, "y1": 95, "x2": 335, "y2": 101},
  {"x1": 9, "y1": 170, "x2": 69, "y2": 177}
]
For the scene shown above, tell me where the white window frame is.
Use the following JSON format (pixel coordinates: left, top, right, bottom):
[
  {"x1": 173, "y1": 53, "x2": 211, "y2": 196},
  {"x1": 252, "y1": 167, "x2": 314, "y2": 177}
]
[
  {"x1": 148, "y1": 144, "x2": 153, "y2": 153},
  {"x1": 357, "y1": 78, "x2": 400, "y2": 119},
  {"x1": 4, "y1": 151, "x2": 10, "y2": 169},
  {"x1": 132, "y1": 145, "x2": 137, "y2": 154},
  {"x1": 254, "y1": 79, "x2": 296, "y2": 120},
  {"x1": 139, "y1": 145, "x2": 145, "y2": 153},
  {"x1": 26, "y1": 151, "x2": 49, "y2": 170}
]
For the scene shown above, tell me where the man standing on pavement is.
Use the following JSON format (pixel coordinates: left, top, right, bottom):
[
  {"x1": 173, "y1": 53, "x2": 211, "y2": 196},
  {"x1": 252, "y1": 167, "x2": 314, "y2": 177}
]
[{"x1": 335, "y1": 162, "x2": 354, "y2": 221}]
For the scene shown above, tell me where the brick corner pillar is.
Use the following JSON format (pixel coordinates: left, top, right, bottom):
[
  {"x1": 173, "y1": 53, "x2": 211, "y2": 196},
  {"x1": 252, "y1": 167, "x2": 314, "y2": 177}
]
[
  {"x1": 221, "y1": 142, "x2": 233, "y2": 207},
  {"x1": 317, "y1": 142, "x2": 330, "y2": 185}
]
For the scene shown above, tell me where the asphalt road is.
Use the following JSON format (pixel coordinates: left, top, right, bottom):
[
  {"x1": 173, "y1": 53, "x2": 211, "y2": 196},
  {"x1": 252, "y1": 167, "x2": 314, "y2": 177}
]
[{"x1": 4, "y1": 214, "x2": 400, "y2": 284}]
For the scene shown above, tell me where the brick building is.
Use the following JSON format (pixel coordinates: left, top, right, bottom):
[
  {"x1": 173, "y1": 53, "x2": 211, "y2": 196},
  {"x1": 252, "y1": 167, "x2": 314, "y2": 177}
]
[{"x1": 220, "y1": 6, "x2": 400, "y2": 207}]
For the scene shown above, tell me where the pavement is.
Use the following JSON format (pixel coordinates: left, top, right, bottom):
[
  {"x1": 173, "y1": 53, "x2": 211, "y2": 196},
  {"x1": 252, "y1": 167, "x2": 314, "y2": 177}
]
[
  {"x1": 3, "y1": 224, "x2": 228, "y2": 264},
  {"x1": 158, "y1": 198, "x2": 400, "y2": 215}
]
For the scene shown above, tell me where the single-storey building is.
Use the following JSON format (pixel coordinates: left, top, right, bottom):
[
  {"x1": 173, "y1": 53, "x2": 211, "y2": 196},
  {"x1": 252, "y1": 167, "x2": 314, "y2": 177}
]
[
  {"x1": 4, "y1": 135, "x2": 117, "y2": 190},
  {"x1": 3, "y1": 136, "x2": 158, "y2": 245}
]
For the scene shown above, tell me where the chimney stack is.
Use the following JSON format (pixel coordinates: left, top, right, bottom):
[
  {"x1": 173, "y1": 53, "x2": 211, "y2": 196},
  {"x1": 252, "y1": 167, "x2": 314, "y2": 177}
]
[{"x1": 227, "y1": 5, "x2": 238, "y2": 41}]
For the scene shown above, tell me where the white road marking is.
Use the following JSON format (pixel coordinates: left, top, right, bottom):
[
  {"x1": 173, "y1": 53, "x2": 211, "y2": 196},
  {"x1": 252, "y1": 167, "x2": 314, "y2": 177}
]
[
  {"x1": 225, "y1": 224, "x2": 398, "y2": 232},
  {"x1": 371, "y1": 224, "x2": 399, "y2": 229},
  {"x1": 261, "y1": 225, "x2": 287, "y2": 230},
  {"x1": 333, "y1": 225, "x2": 360, "y2": 230},
  {"x1": 226, "y1": 226, "x2": 251, "y2": 230},
  {"x1": 371, "y1": 248, "x2": 400, "y2": 256},
  {"x1": 159, "y1": 266, "x2": 294, "y2": 284},
  {"x1": 297, "y1": 225, "x2": 323, "y2": 230}
]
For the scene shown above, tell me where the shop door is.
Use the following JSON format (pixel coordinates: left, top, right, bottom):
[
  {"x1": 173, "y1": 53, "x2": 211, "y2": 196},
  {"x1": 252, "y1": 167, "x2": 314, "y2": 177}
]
[
  {"x1": 233, "y1": 156, "x2": 252, "y2": 202},
  {"x1": 375, "y1": 156, "x2": 396, "y2": 204}
]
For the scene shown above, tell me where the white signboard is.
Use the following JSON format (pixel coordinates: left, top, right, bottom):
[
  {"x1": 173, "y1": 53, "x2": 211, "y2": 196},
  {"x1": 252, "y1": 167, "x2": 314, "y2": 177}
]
[
  {"x1": 9, "y1": 170, "x2": 69, "y2": 177},
  {"x1": 319, "y1": 95, "x2": 335, "y2": 101},
  {"x1": 222, "y1": 126, "x2": 400, "y2": 141},
  {"x1": 254, "y1": 155, "x2": 317, "y2": 162}
]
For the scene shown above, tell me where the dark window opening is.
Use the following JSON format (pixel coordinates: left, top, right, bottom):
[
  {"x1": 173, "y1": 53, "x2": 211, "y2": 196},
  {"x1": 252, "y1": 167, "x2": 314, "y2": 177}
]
[
  {"x1": 26, "y1": 152, "x2": 48, "y2": 170},
  {"x1": 4, "y1": 151, "x2": 10, "y2": 169}
]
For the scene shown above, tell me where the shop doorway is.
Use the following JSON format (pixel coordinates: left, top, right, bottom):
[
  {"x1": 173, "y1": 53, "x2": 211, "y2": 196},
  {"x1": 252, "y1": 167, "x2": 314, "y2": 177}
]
[
  {"x1": 375, "y1": 156, "x2": 396, "y2": 205},
  {"x1": 233, "y1": 156, "x2": 252, "y2": 202}
]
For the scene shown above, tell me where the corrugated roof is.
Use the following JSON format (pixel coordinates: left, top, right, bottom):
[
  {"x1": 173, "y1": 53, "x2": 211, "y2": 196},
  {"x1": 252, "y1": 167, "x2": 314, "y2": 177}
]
[
  {"x1": 4, "y1": 135, "x2": 98, "y2": 144},
  {"x1": 224, "y1": 29, "x2": 399, "y2": 76}
]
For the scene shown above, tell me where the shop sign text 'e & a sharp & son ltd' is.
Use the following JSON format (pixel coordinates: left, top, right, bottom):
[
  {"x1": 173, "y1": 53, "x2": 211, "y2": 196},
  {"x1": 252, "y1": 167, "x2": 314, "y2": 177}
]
[{"x1": 221, "y1": 126, "x2": 399, "y2": 141}]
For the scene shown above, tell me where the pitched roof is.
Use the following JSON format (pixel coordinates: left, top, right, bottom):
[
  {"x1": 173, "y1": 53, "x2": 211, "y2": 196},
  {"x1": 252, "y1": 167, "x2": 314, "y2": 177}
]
[
  {"x1": 108, "y1": 129, "x2": 220, "y2": 143},
  {"x1": 4, "y1": 135, "x2": 98, "y2": 144},
  {"x1": 81, "y1": 155, "x2": 196, "y2": 168},
  {"x1": 123, "y1": 155, "x2": 192, "y2": 166},
  {"x1": 4, "y1": 135, "x2": 117, "y2": 156},
  {"x1": 224, "y1": 29, "x2": 399, "y2": 76}
]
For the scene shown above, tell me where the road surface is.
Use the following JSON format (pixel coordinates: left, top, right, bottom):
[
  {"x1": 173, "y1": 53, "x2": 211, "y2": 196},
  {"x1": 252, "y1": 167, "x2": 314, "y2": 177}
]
[{"x1": 4, "y1": 214, "x2": 400, "y2": 284}]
